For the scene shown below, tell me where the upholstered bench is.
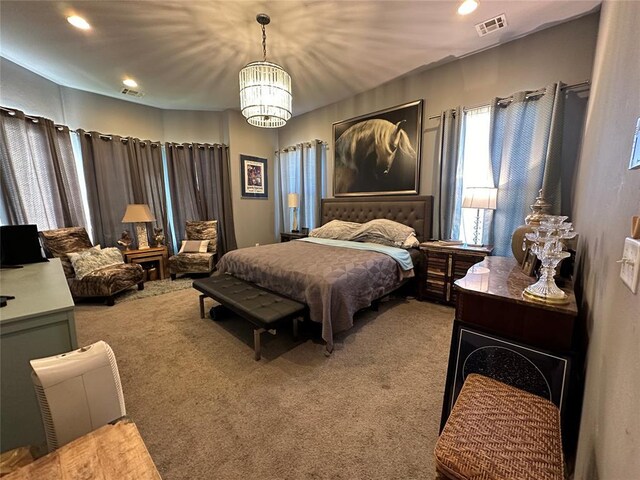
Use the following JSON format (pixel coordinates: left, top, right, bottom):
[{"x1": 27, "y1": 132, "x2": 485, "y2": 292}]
[
  {"x1": 435, "y1": 374, "x2": 564, "y2": 480},
  {"x1": 192, "y1": 274, "x2": 306, "y2": 360}
]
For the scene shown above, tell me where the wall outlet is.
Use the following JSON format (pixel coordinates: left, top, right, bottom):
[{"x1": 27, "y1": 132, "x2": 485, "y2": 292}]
[{"x1": 619, "y1": 237, "x2": 640, "y2": 293}]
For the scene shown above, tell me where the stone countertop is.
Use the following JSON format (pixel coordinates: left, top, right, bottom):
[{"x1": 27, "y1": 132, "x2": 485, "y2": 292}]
[{"x1": 454, "y1": 256, "x2": 578, "y2": 315}]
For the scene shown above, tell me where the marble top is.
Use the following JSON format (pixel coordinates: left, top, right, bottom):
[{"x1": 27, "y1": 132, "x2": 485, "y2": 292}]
[{"x1": 454, "y1": 256, "x2": 578, "y2": 315}]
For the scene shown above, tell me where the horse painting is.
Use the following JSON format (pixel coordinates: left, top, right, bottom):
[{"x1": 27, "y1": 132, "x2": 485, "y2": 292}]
[{"x1": 333, "y1": 101, "x2": 422, "y2": 195}]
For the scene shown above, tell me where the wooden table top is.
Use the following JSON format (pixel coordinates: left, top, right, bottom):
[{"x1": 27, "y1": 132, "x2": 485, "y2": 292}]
[{"x1": 5, "y1": 419, "x2": 161, "y2": 480}]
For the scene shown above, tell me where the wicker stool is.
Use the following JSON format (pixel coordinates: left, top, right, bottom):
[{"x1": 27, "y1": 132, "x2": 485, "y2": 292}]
[{"x1": 435, "y1": 374, "x2": 564, "y2": 480}]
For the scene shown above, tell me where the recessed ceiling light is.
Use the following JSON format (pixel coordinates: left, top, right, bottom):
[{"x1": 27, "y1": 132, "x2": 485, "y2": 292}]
[
  {"x1": 458, "y1": 0, "x2": 478, "y2": 16},
  {"x1": 122, "y1": 79, "x2": 138, "y2": 88},
  {"x1": 67, "y1": 15, "x2": 91, "y2": 30}
]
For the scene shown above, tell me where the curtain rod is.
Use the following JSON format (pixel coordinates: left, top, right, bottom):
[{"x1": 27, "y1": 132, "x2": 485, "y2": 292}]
[
  {"x1": 430, "y1": 80, "x2": 591, "y2": 118},
  {"x1": 1, "y1": 106, "x2": 67, "y2": 130},
  {"x1": 277, "y1": 139, "x2": 329, "y2": 153}
]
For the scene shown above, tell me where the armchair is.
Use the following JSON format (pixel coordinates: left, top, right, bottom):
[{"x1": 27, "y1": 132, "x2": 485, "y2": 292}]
[
  {"x1": 169, "y1": 220, "x2": 218, "y2": 280},
  {"x1": 40, "y1": 227, "x2": 144, "y2": 306}
]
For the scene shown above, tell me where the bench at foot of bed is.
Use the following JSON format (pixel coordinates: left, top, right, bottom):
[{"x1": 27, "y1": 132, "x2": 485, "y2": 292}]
[{"x1": 192, "y1": 274, "x2": 306, "y2": 361}]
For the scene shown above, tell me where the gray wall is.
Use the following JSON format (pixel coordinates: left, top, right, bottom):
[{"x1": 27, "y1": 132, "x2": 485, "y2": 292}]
[
  {"x1": 0, "y1": 58, "x2": 277, "y2": 247},
  {"x1": 279, "y1": 13, "x2": 599, "y2": 200},
  {"x1": 572, "y1": 1, "x2": 640, "y2": 478}
]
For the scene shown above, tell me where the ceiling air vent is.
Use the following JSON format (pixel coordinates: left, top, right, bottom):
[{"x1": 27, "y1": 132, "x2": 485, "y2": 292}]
[
  {"x1": 475, "y1": 14, "x2": 507, "y2": 37},
  {"x1": 121, "y1": 88, "x2": 145, "y2": 98}
]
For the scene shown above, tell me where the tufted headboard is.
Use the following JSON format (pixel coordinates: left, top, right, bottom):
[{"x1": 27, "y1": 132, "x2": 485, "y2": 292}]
[{"x1": 320, "y1": 196, "x2": 433, "y2": 242}]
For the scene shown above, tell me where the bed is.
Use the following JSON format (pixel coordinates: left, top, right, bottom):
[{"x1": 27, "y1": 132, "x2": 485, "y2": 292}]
[{"x1": 216, "y1": 195, "x2": 433, "y2": 351}]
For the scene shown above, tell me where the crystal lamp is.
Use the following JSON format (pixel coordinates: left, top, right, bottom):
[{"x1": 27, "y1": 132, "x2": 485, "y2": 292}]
[{"x1": 523, "y1": 215, "x2": 576, "y2": 304}]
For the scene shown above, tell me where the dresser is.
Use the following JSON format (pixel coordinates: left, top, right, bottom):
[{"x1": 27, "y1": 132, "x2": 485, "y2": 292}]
[
  {"x1": 440, "y1": 256, "x2": 584, "y2": 454},
  {"x1": 0, "y1": 259, "x2": 78, "y2": 452},
  {"x1": 418, "y1": 242, "x2": 493, "y2": 305}
]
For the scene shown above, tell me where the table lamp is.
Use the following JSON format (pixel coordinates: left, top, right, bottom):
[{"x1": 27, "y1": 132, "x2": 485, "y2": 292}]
[
  {"x1": 462, "y1": 187, "x2": 497, "y2": 246},
  {"x1": 287, "y1": 193, "x2": 299, "y2": 233},
  {"x1": 122, "y1": 204, "x2": 155, "y2": 249}
]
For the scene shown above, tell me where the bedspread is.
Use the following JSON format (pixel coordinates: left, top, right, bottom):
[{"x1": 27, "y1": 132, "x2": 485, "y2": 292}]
[{"x1": 216, "y1": 240, "x2": 414, "y2": 349}]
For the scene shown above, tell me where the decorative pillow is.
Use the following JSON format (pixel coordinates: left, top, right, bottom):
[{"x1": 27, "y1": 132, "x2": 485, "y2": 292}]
[
  {"x1": 186, "y1": 220, "x2": 217, "y2": 253},
  {"x1": 309, "y1": 220, "x2": 361, "y2": 240},
  {"x1": 178, "y1": 240, "x2": 210, "y2": 254},
  {"x1": 352, "y1": 219, "x2": 418, "y2": 248},
  {"x1": 403, "y1": 233, "x2": 420, "y2": 248},
  {"x1": 40, "y1": 227, "x2": 94, "y2": 278},
  {"x1": 68, "y1": 247, "x2": 124, "y2": 280}
]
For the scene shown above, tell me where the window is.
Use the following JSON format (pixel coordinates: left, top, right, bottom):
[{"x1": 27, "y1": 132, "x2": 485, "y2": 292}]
[
  {"x1": 456, "y1": 106, "x2": 493, "y2": 244},
  {"x1": 274, "y1": 141, "x2": 327, "y2": 237}
]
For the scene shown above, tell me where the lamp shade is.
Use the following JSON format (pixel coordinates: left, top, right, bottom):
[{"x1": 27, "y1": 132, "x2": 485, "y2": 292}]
[
  {"x1": 122, "y1": 204, "x2": 155, "y2": 223},
  {"x1": 287, "y1": 193, "x2": 299, "y2": 208},
  {"x1": 462, "y1": 187, "x2": 497, "y2": 210}
]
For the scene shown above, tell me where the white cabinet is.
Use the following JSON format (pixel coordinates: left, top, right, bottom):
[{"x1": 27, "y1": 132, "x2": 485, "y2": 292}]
[{"x1": 0, "y1": 259, "x2": 77, "y2": 452}]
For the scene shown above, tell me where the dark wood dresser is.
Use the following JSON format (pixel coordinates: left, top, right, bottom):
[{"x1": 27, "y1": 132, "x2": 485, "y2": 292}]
[
  {"x1": 441, "y1": 256, "x2": 584, "y2": 456},
  {"x1": 418, "y1": 242, "x2": 493, "y2": 305}
]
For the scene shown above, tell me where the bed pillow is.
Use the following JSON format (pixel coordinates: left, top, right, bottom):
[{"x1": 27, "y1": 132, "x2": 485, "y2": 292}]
[
  {"x1": 178, "y1": 240, "x2": 210, "y2": 253},
  {"x1": 353, "y1": 219, "x2": 418, "y2": 248},
  {"x1": 309, "y1": 220, "x2": 361, "y2": 240},
  {"x1": 68, "y1": 247, "x2": 124, "y2": 280}
]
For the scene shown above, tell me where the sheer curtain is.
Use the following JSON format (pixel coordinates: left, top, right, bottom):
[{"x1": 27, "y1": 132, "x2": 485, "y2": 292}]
[
  {"x1": 275, "y1": 140, "x2": 326, "y2": 237},
  {"x1": 165, "y1": 143, "x2": 237, "y2": 255},
  {"x1": 489, "y1": 83, "x2": 564, "y2": 255},
  {"x1": 0, "y1": 108, "x2": 86, "y2": 230}
]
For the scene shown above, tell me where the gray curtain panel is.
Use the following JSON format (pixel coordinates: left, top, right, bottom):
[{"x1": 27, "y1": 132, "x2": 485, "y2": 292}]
[
  {"x1": 0, "y1": 109, "x2": 85, "y2": 230},
  {"x1": 127, "y1": 139, "x2": 169, "y2": 251},
  {"x1": 489, "y1": 83, "x2": 564, "y2": 256},
  {"x1": 79, "y1": 130, "x2": 135, "y2": 247},
  {"x1": 436, "y1": 108, "x2": 462, "y2": 240},
  {"x1": 165, "y1": 143, "x2": 237, "y2": 255}
]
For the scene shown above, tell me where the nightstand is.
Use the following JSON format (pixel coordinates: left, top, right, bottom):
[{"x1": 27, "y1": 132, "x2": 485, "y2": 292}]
[
  {"x1": 418, "y1": 242, "x2": 493, "y2": 305},
  {"x1": 122, "y1": 246, "x2": 169, "y2": 280},
  {"x1": 280, "y1": 232, "x2": 309, "y2": 242}
]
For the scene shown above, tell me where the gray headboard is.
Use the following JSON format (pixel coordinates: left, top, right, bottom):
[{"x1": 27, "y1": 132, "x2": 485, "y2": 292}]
[{"x1": 320, "y1": 196, "x2": 434, "y2": 242}]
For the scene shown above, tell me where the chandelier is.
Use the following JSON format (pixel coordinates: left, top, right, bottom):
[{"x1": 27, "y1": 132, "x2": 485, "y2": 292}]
[{"x1": 239, "y1": 14, "x2": 292, "y2": 128}]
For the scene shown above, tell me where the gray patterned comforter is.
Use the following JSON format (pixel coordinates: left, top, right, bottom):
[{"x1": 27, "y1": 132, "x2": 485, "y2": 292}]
[{"x1": 216, "y1": 240, "x2": 414, "y2": 349}]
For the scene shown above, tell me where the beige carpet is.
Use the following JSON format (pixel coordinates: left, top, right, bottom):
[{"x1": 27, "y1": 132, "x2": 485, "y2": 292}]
[{"x1": 75, "y1": 288, "x2": 453, "y2": 480}]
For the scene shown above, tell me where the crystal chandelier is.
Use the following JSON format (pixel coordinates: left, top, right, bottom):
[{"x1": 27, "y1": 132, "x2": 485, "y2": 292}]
[{"x1": 239, "y1": 14, "x2": 292, "y2": 128}]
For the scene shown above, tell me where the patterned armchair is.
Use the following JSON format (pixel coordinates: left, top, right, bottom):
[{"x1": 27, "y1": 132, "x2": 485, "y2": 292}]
[
  {"x1": 40, "y1": 227, "x2": 144, "y2": 306},
  {"x1": 169, "y1": 220, "x2": 218, "y2": 280}
]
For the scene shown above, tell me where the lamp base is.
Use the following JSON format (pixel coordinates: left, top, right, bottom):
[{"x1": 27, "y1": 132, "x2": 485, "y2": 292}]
[
  {"x1": 291, "y1": 229, "x2": 300, "y2": 233},
  {"x1": 135, "y1": 223, "x2": 150, "y2": 249}
]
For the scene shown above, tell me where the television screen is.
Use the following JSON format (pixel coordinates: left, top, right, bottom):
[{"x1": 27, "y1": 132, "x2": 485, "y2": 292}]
[{"x1": 0, "y1": 225, "x2": 48, "y2": 266}]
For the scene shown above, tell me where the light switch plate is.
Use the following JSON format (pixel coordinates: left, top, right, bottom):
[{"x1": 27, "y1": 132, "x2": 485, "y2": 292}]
[{"x1": 620, "y1": 237, "x2": 640, "y2": 293}]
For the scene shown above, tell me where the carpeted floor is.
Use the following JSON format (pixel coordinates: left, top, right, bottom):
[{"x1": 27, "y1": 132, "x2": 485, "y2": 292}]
[{"x1": 75, "y1": 288, "x2": 453, "y2": 480}]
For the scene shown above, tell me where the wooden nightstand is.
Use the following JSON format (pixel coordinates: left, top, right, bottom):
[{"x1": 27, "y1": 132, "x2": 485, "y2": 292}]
[
  {"x1": 280, "y1": 232, "x2": 309, "y2": 242},
  {"x1": 418, "y1": 242, "x2": 493, "y2": 305},
  {"x1": 122, "y1": 246, "x2": 169, "y2": 280}
]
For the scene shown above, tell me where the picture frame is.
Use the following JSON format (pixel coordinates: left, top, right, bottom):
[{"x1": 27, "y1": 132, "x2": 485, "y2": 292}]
[
  {"x1": 629, "y1": 117, "x2": 640, "y2": 170},
  {"x1": 440, "y1": 323, "x2": 571, "y2": 431},
  {"x1": 333, "y1": 100, "x2": 423, "y2": 196},
  {"x1": 521, "y1": 247, "x2": 539, "y2": 277},
  {"x1": 240, "y1": 155, "x2": 268, "y2": 199}
]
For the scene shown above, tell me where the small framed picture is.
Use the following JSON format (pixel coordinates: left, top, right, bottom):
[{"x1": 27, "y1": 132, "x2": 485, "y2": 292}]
[
  {"x1": 629, "y1": 117, "x2": 640, "y2": 170},
  {"x1": 240, "y1": 155, "x2": 268, "y2": 199},
  {"x1": 521, "y1": 248, "x2": 539, "y2": 277}
]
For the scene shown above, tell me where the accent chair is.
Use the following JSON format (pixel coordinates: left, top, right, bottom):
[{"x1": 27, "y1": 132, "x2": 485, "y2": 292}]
[
  {"x1": 169, "y1": 220, "x2": 218, "y2": 280},
  {"x1": 40, "y1": 227, "x2": 144, "y2": 306}
]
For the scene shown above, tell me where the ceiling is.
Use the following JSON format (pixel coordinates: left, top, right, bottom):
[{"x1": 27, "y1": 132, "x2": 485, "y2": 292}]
[{"x1": 0, "y1": 1, "x2": 600, "y2": 116}]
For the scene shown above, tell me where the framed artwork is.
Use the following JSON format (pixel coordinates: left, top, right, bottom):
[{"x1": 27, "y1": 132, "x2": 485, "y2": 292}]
[
  {"x1": 521, "y1": 247, "x2": 539, "y2": 277},
  {"x1": 629, "y1": 117, "x2": 640, "y2": 170},
  {"x1": 240, "y1": 155, "x2": 268, "y2": 199},
  {"x1": 333, "y1": 100, "x2": 423, "y2": 196},
  {"x1": 440, "y1": 323, "x2": 571, "y2": 431}
]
